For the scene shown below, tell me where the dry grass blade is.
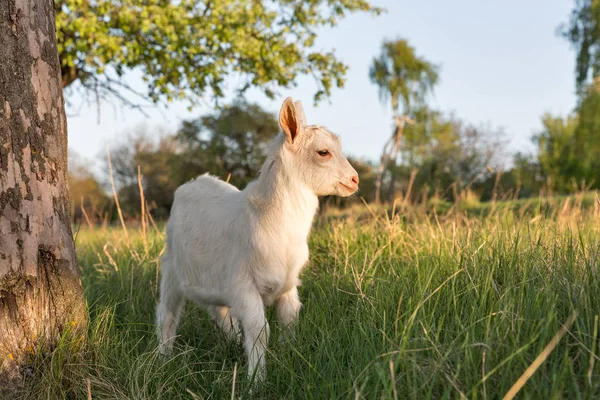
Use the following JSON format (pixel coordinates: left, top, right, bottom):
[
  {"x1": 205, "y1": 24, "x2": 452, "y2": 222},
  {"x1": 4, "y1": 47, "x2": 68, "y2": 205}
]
[
  {"x1": 186, "y1": 388, "x2": 202, "y2": 400},
  {"x1": 102, "y1": 243, "x2": 119, "y2": 271},
  {"x1": 389, "y1": 360, "x2": 398, "y2": 400},
  {"x1": 146, "y1": 207, "x2": 164, "y2": 238},
  {"x1": 502, "y1": 310, "x2": 579, "y2": 400},
  {"x1": 81, "y1": 196, "x2": 93, "y2": 229},
  {"x1": 231, "y1": 363, "x2": 237, "y2": 400},
  {"x1": 482, "y1": 349, "x2": 487, "y2": 400},
  {"x1": 106, "y1": 144, "x2": 129, "y2": 241},
  {"x1": 588, "y1": 315, "x2": 598, "y2": 386},
  {"x1": 360, "y1": 196, "x2": 379, "y2": 221},
  {"x1": 402, "y1": 168, "x2": 419, "y2": 209},
  {"x1": 138, "y1": 165, "x2": 148, "y2": 254}
]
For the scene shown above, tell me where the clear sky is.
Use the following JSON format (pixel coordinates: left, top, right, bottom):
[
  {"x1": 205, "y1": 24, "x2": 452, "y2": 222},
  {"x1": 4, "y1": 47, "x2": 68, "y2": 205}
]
[{"x1": 66, "y1": 0, "x2": 578, "y2": 169}]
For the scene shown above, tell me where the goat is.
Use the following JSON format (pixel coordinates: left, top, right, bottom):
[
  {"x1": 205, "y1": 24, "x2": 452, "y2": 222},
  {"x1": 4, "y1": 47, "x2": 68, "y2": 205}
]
[{"x1": 155, "y1": 97, "x2": 359, "y2": 381}]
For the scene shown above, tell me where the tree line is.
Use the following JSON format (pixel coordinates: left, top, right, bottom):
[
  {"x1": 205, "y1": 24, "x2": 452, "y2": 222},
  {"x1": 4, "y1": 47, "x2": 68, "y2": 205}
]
[
  {"x1": 68, "y1": 98, "x2": 507, "y2": 223},
  {"x1": 67, "y1": 83, "x2": 600, "y2": 223},
  {"x1": 62, "y1": 0, "x2": 600, "y2": 223},
  {"x1": 72, "y1": 36, "x2": 600, "y2": 224}
]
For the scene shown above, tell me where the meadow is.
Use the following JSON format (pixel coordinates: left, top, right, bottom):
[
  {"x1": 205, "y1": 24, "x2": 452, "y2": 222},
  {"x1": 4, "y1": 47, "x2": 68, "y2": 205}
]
[{"x1": 12, "y1": 195, "x2": 600, "y2": 399}]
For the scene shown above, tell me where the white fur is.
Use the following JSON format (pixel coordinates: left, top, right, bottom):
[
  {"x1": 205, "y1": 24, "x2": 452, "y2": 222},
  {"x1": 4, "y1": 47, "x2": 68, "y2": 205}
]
[{"x1": 155, "y1": 97, "x2": 359, "y2": 381}]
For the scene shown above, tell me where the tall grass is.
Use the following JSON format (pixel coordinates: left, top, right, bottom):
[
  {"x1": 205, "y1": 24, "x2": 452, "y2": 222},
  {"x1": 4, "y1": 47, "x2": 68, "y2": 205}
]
[{"x1": 8, "y1": 200, "x2": 600, "y2": 399}]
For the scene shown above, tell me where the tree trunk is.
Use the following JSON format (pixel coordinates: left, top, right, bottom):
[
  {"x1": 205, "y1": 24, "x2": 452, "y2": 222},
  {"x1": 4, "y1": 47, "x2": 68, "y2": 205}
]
[
  {"x1": 0, "y1": 0, "x2": 86, "y2": 383},
  {"x1": 374, "y1": 138, "x2": 392, "y2": 204},
  {"x1": 386, "y1": 167, "x2": 397, "y2": 203},
  {"x1": 374, "y1": 115, "x2": 405, "y2": 204}
]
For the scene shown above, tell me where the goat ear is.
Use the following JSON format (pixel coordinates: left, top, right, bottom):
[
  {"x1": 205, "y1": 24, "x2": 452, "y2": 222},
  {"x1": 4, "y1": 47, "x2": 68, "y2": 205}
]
[
  {"x1": 279, "y1": 97, "x2": 301, "y2": 144},
  {"x1": 294, "y1": 100, "x2": 307, "y2": 126}
]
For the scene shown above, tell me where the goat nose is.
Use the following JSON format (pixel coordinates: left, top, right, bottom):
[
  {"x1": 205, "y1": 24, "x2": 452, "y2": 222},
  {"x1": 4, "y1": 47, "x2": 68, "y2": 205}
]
[{"x1": 351, "y1": 175, "x2": 359, "y2": 185}]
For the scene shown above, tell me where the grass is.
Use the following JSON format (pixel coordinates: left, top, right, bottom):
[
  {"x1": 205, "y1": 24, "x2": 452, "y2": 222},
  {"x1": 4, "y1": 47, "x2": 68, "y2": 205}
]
[{"x1": 9, "y1": 199, "x2": 600, "y2": 399}]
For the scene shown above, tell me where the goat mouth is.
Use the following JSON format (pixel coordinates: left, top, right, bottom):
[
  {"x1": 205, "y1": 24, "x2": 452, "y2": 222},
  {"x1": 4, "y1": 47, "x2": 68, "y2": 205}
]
[{"x1": 338, "y1": 182, "x2": 357, "y2": 193}]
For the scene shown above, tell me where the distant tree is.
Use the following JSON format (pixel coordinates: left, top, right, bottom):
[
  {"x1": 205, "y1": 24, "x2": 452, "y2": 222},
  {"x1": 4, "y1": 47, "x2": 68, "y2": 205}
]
[
  {"x1": 397, "y1": 108, "x2": 455, "y2": 173},
  {"x1": 384, "y1": 107, "x2": 453, "y2": 202},
  {"x1": 69, "y1": 152, "x2": 109, "y2": 223},
  {"x1": 533, "y1": 113, "x2": 579, "y2": 192},
  {"x1": 369, "y1": 39, "x2": 439, "y2": 203},
  {"x1": 560, "y1": 1, "x2": 600, "y2": 190},
  {"x1": 385, "y1": 109, "x2": 506, "y2": 202},
  {"x1": 175, "y1": 101, "x2": 281, "y2": 188},
  {"x1": 103, "y1": 131, "x2": 181, "y2": 218},
  {"x1": 451, "y1": 121, "x2": 506, "y2": 186},
  {"x1": 571, "y1": 88, "x2": 600, "y2": 188},
  {"x1": 102, "y1": 102, "x2": 280, "y2": 217},
  {"x1": 561, "y1": 0, "x2": 600, "y2": 93},
  {"x1": 506, "y1": 153, "x2": 545, "y2": 199},
  {"x1": 104, "y1": 128, "x2": 169, "y2": 184},
  {"x1": 55, "y1": 0, "x2": 382, "y2": 109}
]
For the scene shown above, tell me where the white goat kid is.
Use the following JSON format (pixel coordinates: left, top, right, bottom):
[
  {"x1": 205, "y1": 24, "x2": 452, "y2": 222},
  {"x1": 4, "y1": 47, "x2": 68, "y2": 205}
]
[{"x1": 155, "y1": 97, "x2": 359, "y2": 381}]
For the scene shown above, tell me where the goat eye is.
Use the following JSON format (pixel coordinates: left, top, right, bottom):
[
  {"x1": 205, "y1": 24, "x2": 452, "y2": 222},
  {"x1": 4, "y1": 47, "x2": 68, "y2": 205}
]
[{"x1": 317, "y1": 150, "x2": 330, "y2": 157}]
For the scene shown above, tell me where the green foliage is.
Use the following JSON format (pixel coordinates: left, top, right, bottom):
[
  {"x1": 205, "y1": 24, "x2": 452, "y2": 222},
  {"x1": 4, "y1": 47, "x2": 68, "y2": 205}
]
[
  {"x1": 369, "y1": 39, "x2": 439, "y2": 115},
  {"x1": 572, "y1": 89, "x2": 600, "y2": 186},
  {"x1": 561, "y1": 0, "x2": 600, "y2": 92},
  {"x1": 385, "y1": 108, "x2": 506, "y2": 202},
  {"x1": 533, "y1": 112, "x2": 579, "y2": 192},
  {"x1": 401, "y1": 107, "x2": 455, "y2": 167},
  {"x1": 476, "y1": 153, "x2": 545, "y2": 201},
  {"x1": 102, "y1": 131, "x2": 182, "y2": 218},
  {"x1": 368, "y1": 38, "x2": 440, "y2": 203},
  {"x1": 176, "y1": 100, "x2": 280, "y2": 187},
  {"x1": 55, "y1": 0, "x2": 383, "y2": 107},
  {"x1": 529, "y1": 91, "x2": 600, "y2": 194},
  {"x1": 510, "y1": 153, "x2": 545, "y2": 197},
  {"x1": 556, "y1": 1, "x2": 600, "y2": 192}
]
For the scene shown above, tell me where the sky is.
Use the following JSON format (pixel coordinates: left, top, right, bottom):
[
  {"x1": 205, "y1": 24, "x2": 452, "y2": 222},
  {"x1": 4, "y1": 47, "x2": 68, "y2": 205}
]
[{"x1": 66, "y1": 0, "x2": 579, "y2": 169}]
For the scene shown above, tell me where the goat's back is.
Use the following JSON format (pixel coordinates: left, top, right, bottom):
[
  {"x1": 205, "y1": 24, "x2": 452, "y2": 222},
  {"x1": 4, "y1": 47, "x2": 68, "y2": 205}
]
[{"x1": 166, "y1": 174, "x2": 249, "y2": 291}]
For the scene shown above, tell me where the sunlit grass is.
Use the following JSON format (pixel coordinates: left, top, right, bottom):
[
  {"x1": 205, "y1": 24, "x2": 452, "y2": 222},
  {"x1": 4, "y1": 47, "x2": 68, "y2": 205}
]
[{"x1": 10, "y1": 200, "x2": 600, "y2": 399}]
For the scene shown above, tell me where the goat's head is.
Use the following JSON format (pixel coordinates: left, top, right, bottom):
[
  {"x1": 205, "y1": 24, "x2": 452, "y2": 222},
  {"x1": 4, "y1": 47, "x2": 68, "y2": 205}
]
[{"x1": 278, "y1": 97, "x2": 359, "y2": 197}]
